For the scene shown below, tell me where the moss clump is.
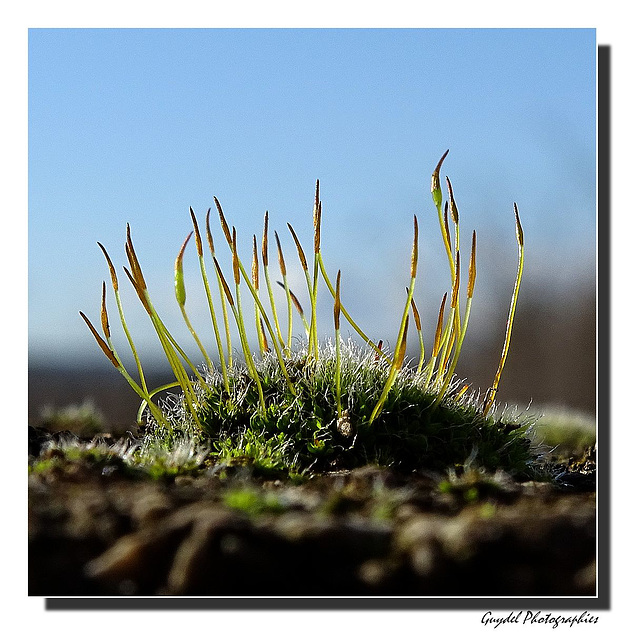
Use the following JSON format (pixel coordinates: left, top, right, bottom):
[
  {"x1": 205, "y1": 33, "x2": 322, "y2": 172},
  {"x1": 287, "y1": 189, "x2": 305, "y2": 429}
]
[
  {"x1": 28, "y1": 433, "x2": 211, "y2": 481},
  {"x1": 39, "y1": 399, "x2": 106, "y2": 437},
  {"x1": 142, "y1": 342, "x2": 534, "y2": 478},
  {"x1": 223, "y1": 487, "x2": 287, "y2": 516}
]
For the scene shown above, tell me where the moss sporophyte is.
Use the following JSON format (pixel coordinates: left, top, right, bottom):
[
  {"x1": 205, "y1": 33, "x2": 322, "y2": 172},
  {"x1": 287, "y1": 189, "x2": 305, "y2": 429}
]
[{"x1": 80, "y1": 152, "x2": 532, "y2": 476}]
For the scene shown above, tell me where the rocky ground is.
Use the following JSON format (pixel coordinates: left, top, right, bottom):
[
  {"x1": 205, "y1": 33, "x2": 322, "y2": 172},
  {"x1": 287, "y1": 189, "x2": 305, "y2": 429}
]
[{"x1": 28, "y1": 426, "x2": 596, "y2": 597}]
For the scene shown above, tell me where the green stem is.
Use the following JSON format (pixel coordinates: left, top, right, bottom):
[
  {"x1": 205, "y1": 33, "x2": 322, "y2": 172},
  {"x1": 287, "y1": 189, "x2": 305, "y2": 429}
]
[
  {"x1": 197, "y1": 253, "x2": 229, "y2": 388},
  {"x1": 483, "y1": 204, "x2": 524, "y2": 416},
  {"x1": 262, "y1": 213, "x2": 286, "y2": 351},
  {"x1": 205, "y1": 208, "x2": 233, "y2": 368},
  {"x1": 236, "y1": 259, "x2": 296, "y2": 395},
  {"x1": 233, "y1": 280, "x2": 266, "y2": 414},
  {"x1": 433, "y1": 295, "x2": 473, "y2": 407}
]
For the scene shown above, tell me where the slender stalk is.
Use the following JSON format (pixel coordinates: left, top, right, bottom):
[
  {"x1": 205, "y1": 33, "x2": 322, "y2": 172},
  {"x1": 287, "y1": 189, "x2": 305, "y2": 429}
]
[
  {"x1": 334, "y1": 270, "x2": 342, "y2": 418},
  {"x1": 213, "y1": 253, "x2": 266, "y2": 414},
  {"x1": 136, "y1": 381, "x2": 180, "y2": 425},
  {"x1": 431, "y1": 150, "x2": 456, "y2": 283},
  {"x1": 423, "y1": 292, "x2": 448, "y2": 388},
  {"x1": 97, "y1": 242, "x2": 149, "y2": 395},
  {"x1": 434, "y1": 231, "x2": 476, "y2": 407},
  {"x1": 454, "y1": 384, "x2": 470, "y2": 403},
  {"x1": 391, "y1": 216, "x2": 419, "y2": 368},
  {"x1": 409, "y1": 293, "x2": 425, "y2": 373},
  {"x1": 205, "y1": 207, "x2": 233, "y2": 368},
  {"x1": 443, "y1": 201, "x2": 452, "y2": 258},
  {"x1": 274, "y1": 230, "x2": 293, "y2": 352},
  {"x1": 369, "y1": 316, "x2": 409, "y2": 424},
  {"x1": 235, "y1": 231, "x2": 265, "y2": 412},
  {"x1": 435, "y1": 251, "x2": 460, "y2": 386},
  {"x1": 252, "y1": 235, "x2": 267, "y2": 355},
  {"x1": 309, "y1": 185, "x2": 321, "y2": 360},
  {"x1": 446, "y1": 177, "x2": 461, "y2": 264},
  {"x1": 483, "y1": 204, "x2": 524, "y2": 416},
  {"x1": 287, "y1": 222, "x2": 316, "y2": 344},
  {"x1": 190, "y1": 208, "x2": 229, "y2": 390},
  {"x1": 174, "y1": 231, "x2": 214, "y2": 371},
  {"x1": 228, "y1": 227, "x2": 295, "y2": 394},
  {"x1": 215, "y1": 199, "x2": 294, "y2": 392},
  {"x1": 370, "y1": 216, "x2": 418, "y2": 423},
  {"x1": 446, "y1": 176, "x2": 462, "y2": 330},
  {"x1": 262, "y1": 211, "x2": 286, "y2": 350},
  {"x1": 436, "y1": 328, "x2": 457, "y2": 390}
]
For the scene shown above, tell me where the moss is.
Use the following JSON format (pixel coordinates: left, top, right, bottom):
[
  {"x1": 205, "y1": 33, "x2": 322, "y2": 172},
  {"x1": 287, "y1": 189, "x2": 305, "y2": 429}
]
[
  {"x1": 39, "y1": 399, "x2": 106, "y2": 436},
  {"x1": 528, "y1": 406, "x2": 596, "y2": 458},
  {"x1": 223, "y1": 487, "x2": 287, "y2": 516},
  {"x1": 142, "y1": 342, "x2": 535, "y2": 478}
]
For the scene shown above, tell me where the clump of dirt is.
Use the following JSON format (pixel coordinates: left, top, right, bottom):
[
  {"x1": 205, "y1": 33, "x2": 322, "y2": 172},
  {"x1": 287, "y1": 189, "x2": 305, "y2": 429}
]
[{"x1": 28, "y1": 427, "x2": 596, "y2": 596}]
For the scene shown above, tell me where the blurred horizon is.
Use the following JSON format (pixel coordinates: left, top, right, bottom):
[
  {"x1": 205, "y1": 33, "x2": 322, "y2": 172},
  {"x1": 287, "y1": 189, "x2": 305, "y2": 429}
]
[{"x1": 28, "y1": 28, "x2": 596, "y2": 422}]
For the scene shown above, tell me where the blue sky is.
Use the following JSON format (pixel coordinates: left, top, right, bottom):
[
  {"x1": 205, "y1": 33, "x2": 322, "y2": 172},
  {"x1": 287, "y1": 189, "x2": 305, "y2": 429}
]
[{"x1": 28, "y1": 28, "x2": 595, "y2": 367}]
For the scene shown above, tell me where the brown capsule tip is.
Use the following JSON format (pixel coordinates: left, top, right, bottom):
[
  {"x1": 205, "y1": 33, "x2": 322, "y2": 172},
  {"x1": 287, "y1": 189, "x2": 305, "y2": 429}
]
[
  {"x1": 124, "y1": 245, "x2": 143, "y2": 294},
  {"x1": 189, "y1": 208, "x2": 203, "y2": 256},
  {"x1": 514, "y1": 203, "x2": 524, "y2": 247},
  {"x1": 467, "y1": 230, "x2": 477, "y2": 298},
  {"x1": 124, "y1": 229, "x2": 147, "y2": 292},
  {"x1": 123, "y1": 265, "x2": 135, "y2": 290},
  {"x1": 97, "y1": 242, "x2": 119, "y2": 291},
  {"x1": 122, "y1": 266, "x2": 150, "y2": 313},
  {"x1": 213, "y1": 257, "x2": 234, "y2": 307},
  {"x1": 445, "y1": 176, "x2": 459, "y2": 224},
  {"x1": 431, "y1": 149, "x2": 450, "y2": 193},
  {"x1": 411, "y1": 215, "x2": 419, "y2": 278},
  {"x1": 79, "y1": 311, "x2": 119, "y2": 368},
  {"x1": 314, "y1": 201, "x2": 322, "y2": 254},
  {"x1": 262, "y1": 211, "x2": 269, "y2": 266},
  {"x1": 252, "y1": 235, "x2": 260, "y2": 289},
  {"x1": 205, "y1": 207, "x2": 216, "y2": 255},
  {"x1": 287, "y1": 223, "x2": 308, "y2": 271},
  {"x1": 274, "y1": 231, "x2": 287, "y2": 276},
  {"x1": 333, "y1": 270, "x2": 341, "y2": 330},
  {"x1": 410, "y1": 296, "x2": 422, "y2": 331},
  {"x1": 231, "y1": 228, "x2": 240, "y2": 285},
  {"x1": 214, "y1": 196, "x2": 232, "y2": 246},
  {"x1": 100, "y1": 281, "x2": 110, "y2": 339},
  {"x1": 288, "y1": 287, "x2": 305, "y2": 316},
  {"x1": 176, "y1": 231, "x2": 193, "y2": 266}
]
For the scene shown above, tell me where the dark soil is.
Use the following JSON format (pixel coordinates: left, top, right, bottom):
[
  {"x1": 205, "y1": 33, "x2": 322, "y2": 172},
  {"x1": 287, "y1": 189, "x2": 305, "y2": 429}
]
[{"x1": 28, "y1": 426, "x2": 596, "y2": 597}]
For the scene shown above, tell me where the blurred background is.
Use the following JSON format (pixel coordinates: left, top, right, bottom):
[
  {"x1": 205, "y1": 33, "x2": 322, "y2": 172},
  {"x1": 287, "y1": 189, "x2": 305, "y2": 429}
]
[{"x1": 28, "y1": 28, "x2": 596, "y2": 431}]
